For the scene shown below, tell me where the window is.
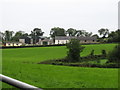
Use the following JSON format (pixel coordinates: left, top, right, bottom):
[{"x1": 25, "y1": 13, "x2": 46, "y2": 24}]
[{"x1": 85, "y1": 40, "x2": 87, "y2": 42}]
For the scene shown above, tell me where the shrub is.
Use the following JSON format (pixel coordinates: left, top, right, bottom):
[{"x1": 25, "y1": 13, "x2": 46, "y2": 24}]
[
  {"x1": 108, "y1": 44, "x2": 120, "y2": 63},
  {"x1": 90, "y1": 50, "x2": 94, "y2": 56},
  {"x1": 66, "y1": 39, "x2": 84, "y2": 62},
  {"x1": 102, "y1": 50, "x2": 107, "y2": 57},
  {"x1": 105, "y1": 63, "x2": 119, "y2": 68}
]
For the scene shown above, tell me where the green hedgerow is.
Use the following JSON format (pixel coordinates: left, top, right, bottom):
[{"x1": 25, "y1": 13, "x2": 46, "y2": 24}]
[{"x1": 108, "y1": 44, "x2": 120, "y2": 63}]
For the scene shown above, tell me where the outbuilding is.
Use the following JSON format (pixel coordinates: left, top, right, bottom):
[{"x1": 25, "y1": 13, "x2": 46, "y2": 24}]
[
  {"x1": 55, "y1": 36, "x2": 98, "y2": 44},
  {"x1": 4, "y1": 42, "x2": 23, "y2": 47}
]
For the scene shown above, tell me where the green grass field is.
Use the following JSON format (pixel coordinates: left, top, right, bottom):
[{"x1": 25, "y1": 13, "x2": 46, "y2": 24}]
[{"x1": 1, "y1": 43, "x2": 119, "y2": 88}]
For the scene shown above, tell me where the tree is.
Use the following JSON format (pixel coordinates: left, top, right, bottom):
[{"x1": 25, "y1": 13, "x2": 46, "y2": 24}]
[
  {"x1": 74, "y1": 30, "x2": 84, "y2": 37},
  {"x1": 74, "y1": 30, "x2": 92, "y2": 37},
  {"x1": 107, "y1": 29, "x2": 120, "y2": 43},
  {"x1": 108, "y1": 31, "x2": 115, "y2": 38},
  {"x1": 102, "y1": 50, "x2": 107, "y2": 57},
  {"x1": 66, "y1": 28, "x2": 76, "y2": 36},
  {"x1": 84, "y1": 32, "x2": 92, "y2": 37},
  {"x1": 0, "y1": 31, "x2": 5, "y2": 43},
  {"x1": 115, "y1": 29, "x2": 120, "y2": 42},
  {"x1": 98, "y1": 28, "x2": 109, "y2": 38},
  {"x1": 108, "y1": 44, "x2": 120, "y2": 63},
  {"x1": 4, "y1": 30, "x2": 14, "y2": 41},
  {"x1": 30, "y1": 28, "x2": 44, "y2": 44},
  {"x1": 50, "y1": 27, "x2": 66, "y2": 42},
  {"x1": 12, "y1": 31, "x2": 24, "y2": 41},
  {"x1": 92, "y1": 34, "x2": 99, "y2": 39},
  {"x1": 33, "y1": 28, "x2": 44, "y2": 36},
  {"x1": 22, "y1": 33, "x2": 29, "y2": 37},
  {"x1": 90, "y1": 50, "x2": 94, "y2": 56},
  {"x1": 66, "y1": 39, "x2": 84, "y2": 62}
]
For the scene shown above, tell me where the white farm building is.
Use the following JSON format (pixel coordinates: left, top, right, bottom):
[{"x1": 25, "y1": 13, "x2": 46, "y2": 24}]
[{"x1": 55, "y1": 36, "x2": 97, "y2": 44}]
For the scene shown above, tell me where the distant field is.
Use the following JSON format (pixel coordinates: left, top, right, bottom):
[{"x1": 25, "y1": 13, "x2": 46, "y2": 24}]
[{"x1": 2, "y1": 43, "x2": 118, "y2": 88}]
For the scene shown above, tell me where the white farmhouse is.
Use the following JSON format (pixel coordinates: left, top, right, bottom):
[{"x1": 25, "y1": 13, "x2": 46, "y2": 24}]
[{"x1": 55, "y1": 36, "x2": 97, "y2": 44}]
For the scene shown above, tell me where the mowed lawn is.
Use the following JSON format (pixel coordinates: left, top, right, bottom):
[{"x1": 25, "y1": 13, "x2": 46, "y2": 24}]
[{"x1": 2, "y1": 43, "x2": 118, "y2": 88}]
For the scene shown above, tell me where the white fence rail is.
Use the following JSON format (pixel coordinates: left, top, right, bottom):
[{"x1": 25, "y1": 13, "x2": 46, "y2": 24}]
[{"x1": 0, "y1": 74, "x2": 42, "y2": 90}]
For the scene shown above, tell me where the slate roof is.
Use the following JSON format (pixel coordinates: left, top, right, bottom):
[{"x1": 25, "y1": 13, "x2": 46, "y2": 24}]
[
  {"x1": 19, "y1": 36, "x2": 47, "y2": 39},
  {"x1": 19, "y1": 36, "x2": 31, "y2": 39},
  {"x1": 55, "y1": 36, "x2": 97, "y2": 40}
]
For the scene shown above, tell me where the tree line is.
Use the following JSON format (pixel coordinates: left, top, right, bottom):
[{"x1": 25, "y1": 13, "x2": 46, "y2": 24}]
[{"x1": 0, "y1": 27, "x2": 120, "y2": 43}]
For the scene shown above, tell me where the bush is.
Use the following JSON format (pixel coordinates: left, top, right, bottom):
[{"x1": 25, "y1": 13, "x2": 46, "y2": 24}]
[
  {"x1": 108, "y1": 44, "x2": 120, "y2": 63},
  {"x1": 102, "y1": 50, "x2": 107, "y2": 57},
  {"x1": 90, "y1": 50, "x2": 94, "y2": 56},
  {"x1": 66, "y1": 39, "x2": 84, "y2": 62}
]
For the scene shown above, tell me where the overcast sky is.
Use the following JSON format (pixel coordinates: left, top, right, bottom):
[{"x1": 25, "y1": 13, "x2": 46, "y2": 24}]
[{"x1": 0, "y1": 0, "x2": 119, "y2": 36}]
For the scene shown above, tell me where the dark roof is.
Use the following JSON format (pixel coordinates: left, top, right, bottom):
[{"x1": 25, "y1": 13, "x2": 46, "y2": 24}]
[
  {"x1": 77, "y1": 36, "x2": 97, "y2": 40},
  {"x1": 55, "y1": 36, "x2": 97, "y2": 40},
  {"x1": 42, "y1": 38, "x2": 49, "y2": 41},
  {"x1": 19, "y1": 36, "x2": 31, "y2": 39},
  {"x1": 19, "y1": 36, "x2": 47, "y2": 39},
  {"x1": 55, "y1": 36, "x2": 76, "y2": 40}
]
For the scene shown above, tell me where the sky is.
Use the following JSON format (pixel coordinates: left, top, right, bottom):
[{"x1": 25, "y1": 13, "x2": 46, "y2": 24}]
[{"x1": 0, "y1": 0, "x2": 119, "y2": 36}]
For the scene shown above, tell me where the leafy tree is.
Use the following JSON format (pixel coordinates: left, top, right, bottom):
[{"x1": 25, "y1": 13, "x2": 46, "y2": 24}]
[
  {"x1": 12, "y1": 31, "x2": 24, "y2": 41},
  {"x1": 50, "y1": 27, "x2": 66, "y2": 42},
  {"x1": 4, "y1": 30, "x2": 14, "y2": 41},
  {"x1": 90, "y1": 50, "x2": 94, "y2": 56},
  {"x1": 98, "y1": 28, "x2": 109, "y2": 38},
  {"x1": 102, "y1": 50, "x2": 107, "y2": 57},
  {"x1": 30, "y1": 28, "x2": 44, "y2": 44},
  {"x1": 84, "y1": 32, "x2": 92, "y2": 37},
  {"x1": 92, "y1": 34, "x2": 99, "y2": 39},
  {"x1": 66, "y1": 39, "x2": 84, "y2": 62},
  {"x1": 66, "y1": 29, "x2": 93, "y2": 37},
  {"x1": 74, "y1": 30, "x2": 92, "y2": 37},
  {"x1": 0, "y1": 31, "x2": 5, "y2": 43},
  {"x1": 33, "y1": 28, "x2": 44, "y2": 36},
  {"x1": 74, "y1": 30, "x2": 84, "y2": 37},
  {"x1": 108, "y1": 44, "x2": 120, "y2": 63},
  {"x1": 115, "y1": 29, "x2": 120, "y2": 42},
  {"x1": 108, "y1": 31, "x2": 115, "y2": 38},
  {"x1": 66, "y1": 28, "x2": 76, "y2": 36},
  {"x1": 107, "y1": 29, "x2": 120, "y2": 43},
  {"x1": 22, "y1": 33, "x2": 29, "y2": 37}
]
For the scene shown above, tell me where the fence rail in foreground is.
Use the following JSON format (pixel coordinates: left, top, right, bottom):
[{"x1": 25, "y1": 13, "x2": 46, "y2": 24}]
[{"x1": 0, "y1": 74, "x2": 42, "y2": 90}]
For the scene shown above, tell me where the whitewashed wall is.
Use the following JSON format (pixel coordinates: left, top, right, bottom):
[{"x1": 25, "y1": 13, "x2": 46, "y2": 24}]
[
  {"x1": 19, "y1": 39, "x2": 25, "y2": 43},
  {"x1": 6, "y1": 43, "x2": 13, "y2": 46},
  {"x1": 55, "y1": 40, "x2": 69, "y2": 44},
  {"x1": 13, "y1": 43, "x2": 22, "y2": 46},
  {"x1": 55, "y1": 40, "x2": 97, "y2": 44},
  {"x1": 6, "y1": 43, "x2": 23, "y2": 46}
]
